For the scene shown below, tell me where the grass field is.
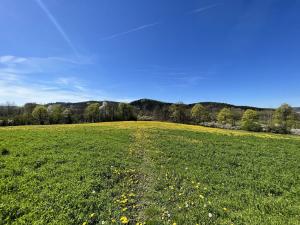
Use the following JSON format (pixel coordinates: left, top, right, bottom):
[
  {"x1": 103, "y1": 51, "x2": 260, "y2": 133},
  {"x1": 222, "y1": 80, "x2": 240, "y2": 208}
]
[{"x1": 0, "y1": 121, "x2": 300, "y2": 225}]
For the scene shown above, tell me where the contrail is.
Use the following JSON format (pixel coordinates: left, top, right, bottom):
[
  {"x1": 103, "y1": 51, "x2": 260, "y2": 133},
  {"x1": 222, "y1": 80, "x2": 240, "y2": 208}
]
[
  {"x1": 34, "y1": 0, "x2": 79, "y2": 57},
  {"x1": 100, "y1": 22, "x2": 159, "y2": 41},
  {"x1": 188, "y1": 3, "x2": 221, "y2": 14}
]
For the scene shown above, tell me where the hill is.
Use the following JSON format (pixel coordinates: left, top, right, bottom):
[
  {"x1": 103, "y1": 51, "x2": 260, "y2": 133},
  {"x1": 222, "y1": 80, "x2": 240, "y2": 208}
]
[
  {"x1": 294, "y1": 107, "x2": 300, "y2": 113},
  {"x1": 130, "y1": 98, "x2": 272, "y2": 111},
  {"x1": 0, "y1": 121, "x2": 299, "y2": 224}
]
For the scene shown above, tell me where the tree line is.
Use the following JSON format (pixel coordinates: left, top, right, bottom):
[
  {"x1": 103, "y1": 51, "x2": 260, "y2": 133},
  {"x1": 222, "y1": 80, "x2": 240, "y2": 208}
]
[{"x1": 0, "y1": 100, "x2": 299, "y2": 134}]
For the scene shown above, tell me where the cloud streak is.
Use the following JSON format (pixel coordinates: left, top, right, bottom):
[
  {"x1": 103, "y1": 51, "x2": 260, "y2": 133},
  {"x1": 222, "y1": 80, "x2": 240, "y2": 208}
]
[
  {"x1": 34, "y1": 0, "x2": 79, "y2": 57},
  {"x1": 100, "y1": 22, "x2": 159, "y2": 41},
  {"x1": 188, "y1": 4, "x2": 221, "y2": 15}
]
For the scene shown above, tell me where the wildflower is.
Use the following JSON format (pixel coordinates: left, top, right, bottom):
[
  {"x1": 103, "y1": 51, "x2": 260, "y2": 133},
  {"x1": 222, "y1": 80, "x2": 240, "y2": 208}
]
[
  {"x1": 111, "y1": 218, "x2": 116, "y2": 223},
  {"x1": 120, "y1": 198, "x2": 128, "y2": 204},
  {"x1": 173, "y1": 223, "x2": 177, "y2": 225},
  {"x1": 208, "y1": 213, "x2": 213, "y2": 218},
  {"x1": 223, "y1": 207, "x2": 228, "y2": 211},
  {"x1": 82, "y1": 222, "x2": 87, "y2": 225},
  {"x1": 90, "y1": 213, "x2": 96, "y2": 218},
  {"x1": 120, "y1": 216, "x2": 129, "y2": 224}
]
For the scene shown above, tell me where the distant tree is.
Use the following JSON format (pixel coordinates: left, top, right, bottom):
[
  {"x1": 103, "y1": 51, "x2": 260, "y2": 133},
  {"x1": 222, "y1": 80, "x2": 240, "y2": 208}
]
[
  {"x1": 161, "y1": 105, "x2": 171, "y2": 121},
  {"x1": 99, "y1": 102, "x2": 116, "y2": 121},
  {"x1": 272, "y1": 103, "x2": 296, "y2": 133},
  {"x1": 169, "y1": 102, "x2": 186, "y2": 123},
  {"x1": 191, "y1": 104, "x2": 209, "y2": 123},
  {"x1": 217, "y1": 108, "x2": 234, "y2": 125},
  {"x1": 259, "y1": 110, "x2": 273, "y2": 125},
  {"x1": 117, "y1": 103, "x2": 137, "y2": 121},
  {"x1": 24, "y1": 103, "x2": 37, "y2": 115},
  {"x1": 48, "y1": 104, "x2": 63, "y2": 124},
  {"x1": 63, "y1": 108, "x2": 73, "y2": 124},
  {"x1": 32, "y1": 105, "x2": 48, "y2": 125},
  {"x1": 22, "y1": 103, "x2": 37, "y2": 125},
  {"x1": 241, "y1": 109, "x2": 261, "y2": 131},
  {"x1": 152, "y1": 105, "x2": 162, "y2": 121},
  {"x1": 85, "y1": 103, "x2": 100, "y2": 122},
  {"x1": 231, "y1": 108, "x2": 243, "y2": 125}
]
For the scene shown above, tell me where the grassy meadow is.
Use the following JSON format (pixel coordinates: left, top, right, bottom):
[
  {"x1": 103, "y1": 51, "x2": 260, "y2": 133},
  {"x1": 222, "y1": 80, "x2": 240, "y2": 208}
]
[{"x1": 0, "y1": 121, "x2": 299, "y2": 225}]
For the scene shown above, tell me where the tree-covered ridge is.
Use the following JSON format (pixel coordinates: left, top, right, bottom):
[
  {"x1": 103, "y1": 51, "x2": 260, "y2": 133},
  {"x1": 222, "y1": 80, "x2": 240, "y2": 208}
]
[{"x1": 0, "y1": 99, "x2": 299, "y2": 134}]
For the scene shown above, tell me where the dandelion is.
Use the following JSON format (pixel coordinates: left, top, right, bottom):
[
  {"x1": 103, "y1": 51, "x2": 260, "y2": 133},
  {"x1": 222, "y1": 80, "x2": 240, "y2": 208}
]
[
  {"x1": 120, "y1": 198, "x2": 128, "y2": 204},
  {"x1": 223, "y1": 207, "x2": 228, "y2": 211},
  {"x1": 173, "y1": 223, "x2": 177, "y2": 225},
  {"x1": 120, "y1": 216, "x2": 129, "y2": 224}
]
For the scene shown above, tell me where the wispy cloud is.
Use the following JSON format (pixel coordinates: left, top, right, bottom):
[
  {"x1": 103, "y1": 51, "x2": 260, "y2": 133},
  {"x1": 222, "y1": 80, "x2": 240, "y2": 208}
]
[
  {"x1": 0, "y1": 55, "x2": 101, "y2": 105},
  {"x1": 34, "y1": 0, "x2": 79, "y2": 57},
  {"x1": 0, "y1": 55, "x2": 27, "y2": 64},
  {"x1": 188, "y1": 3, "x2": 221, "y2": 15},
  {"x1": 100, "y1": 22, "x2": 160, "y2": 41}
]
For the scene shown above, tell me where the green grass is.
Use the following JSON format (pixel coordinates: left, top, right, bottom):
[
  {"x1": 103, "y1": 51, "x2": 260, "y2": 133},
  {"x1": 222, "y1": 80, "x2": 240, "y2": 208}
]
[{"x1": 0, "y1": 122, "x2": 299, "y2": 225}]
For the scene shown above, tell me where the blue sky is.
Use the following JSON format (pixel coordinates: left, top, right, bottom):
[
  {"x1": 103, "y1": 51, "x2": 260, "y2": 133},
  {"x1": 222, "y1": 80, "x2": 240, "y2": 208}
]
[{"x1": 0, "y1": 0, "x2": 300, "y2": 107}]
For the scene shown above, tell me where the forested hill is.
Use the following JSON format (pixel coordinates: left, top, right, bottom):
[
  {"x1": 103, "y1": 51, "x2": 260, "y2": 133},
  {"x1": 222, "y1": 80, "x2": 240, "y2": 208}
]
[
  {"x1": 130, "y1": 98, "x2": 272, "y2": 111},
  {"x1": 294, "y1": 107, "x2": 300, "y2": 113}
]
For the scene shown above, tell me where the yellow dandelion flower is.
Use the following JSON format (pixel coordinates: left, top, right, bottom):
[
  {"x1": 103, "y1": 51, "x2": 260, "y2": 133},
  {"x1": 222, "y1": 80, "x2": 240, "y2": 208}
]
[
  {"x1": 223, "y1": 207, "x2": 228, "y2": 211},
  {"x1": 120, "y1": 216, "x2": 129, "y2": 224}
]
